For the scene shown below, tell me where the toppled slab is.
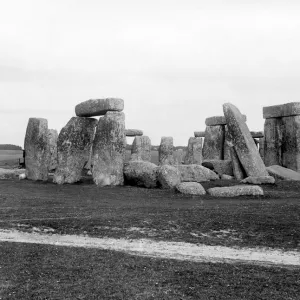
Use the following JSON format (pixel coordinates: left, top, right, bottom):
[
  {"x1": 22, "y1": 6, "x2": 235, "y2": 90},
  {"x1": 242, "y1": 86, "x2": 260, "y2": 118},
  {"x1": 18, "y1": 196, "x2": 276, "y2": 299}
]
[
  {"x1": 176, "y1": 182, "x2": 206, "y2": 195},
  {"x1": 125, "y1": 129, "x2": 143, "y2": 137},
  {"x1": 266, "y1": 165, "x2": 300, "y2": 181},
  {"x1": 157, "y1": 165, "x2": 180, "y2": 189},
  {"x1": 0, "y1": 168, "x2": 25, "y2": 179},
  {"x1": 194, "y1": 131, "x2": 205, "y2": 138},
  {"x1": 202, "y1": 160, "x2": 233, "y2": 176},
  {"x1": 177, "y1": 164, "x2": 219, "y2": 183},
  {"x1": 207, "y1": 185, "x2": 264, "y2": 197},
  {"x1": 263, "y1": 102, "x2": 300, "y2": 119},
  {"x1": 241, "y1": 176, "x2": 275, "y2": 185},
  {"x1": 75, "y1": 98, "x2": 124, "y2": 117}
]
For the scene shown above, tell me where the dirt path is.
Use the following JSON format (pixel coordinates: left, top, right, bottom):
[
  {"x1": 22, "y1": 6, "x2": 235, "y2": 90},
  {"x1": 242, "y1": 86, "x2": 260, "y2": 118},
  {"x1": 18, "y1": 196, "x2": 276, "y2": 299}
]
[{"x1": 0, "y1": 229, "x2": 299, "y2": 268}]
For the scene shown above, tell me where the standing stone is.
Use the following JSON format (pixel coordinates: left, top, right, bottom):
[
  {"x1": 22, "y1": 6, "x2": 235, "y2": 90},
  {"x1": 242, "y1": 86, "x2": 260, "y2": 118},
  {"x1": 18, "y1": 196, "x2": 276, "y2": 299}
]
[
  {"x1": 281, "y1": 116, "x2": 300, "y2": 172},
  {"x1": 48, "y1": 129, "x2": 58, "y2": 172},
  {"x1": 202, "y1": 125, "x2": 225, "y2": 160},
  {"x1": 158, "y1": 137, "x2": 175, "y2": 165},
  {"x1": 173, "y1": 149, "x2": 185, "y2": 164},
  {"x1": 223, "y1": 126, "x2": 231, "y2": 160},
  {"x1": 130, "y1": 136, "x2": 151, "y2": 162},
  {"x1": 24, "y1": 118, "x2": 50, "y2": 181},
  {"x1": 263, "y1": 118, "x2": 283, "y2": 166},
  {"x1": 223, "y1": 103, "x2": 269, "y2": 177},
  {"x1": 92, "y1": 112, "x2": 126, "y2": 186},
  {"x1": 184, "y1": 137, "x2": 203, "y2": 165},
  {"x1": 53, "y1": 117, "x2": 97, "y2": 184},
  {"x1": 229, "y1": 146, "x2": 246, "y2": 180},
  {"x1": 259, "y1": 137, "x2": 265, "y2": 160}
]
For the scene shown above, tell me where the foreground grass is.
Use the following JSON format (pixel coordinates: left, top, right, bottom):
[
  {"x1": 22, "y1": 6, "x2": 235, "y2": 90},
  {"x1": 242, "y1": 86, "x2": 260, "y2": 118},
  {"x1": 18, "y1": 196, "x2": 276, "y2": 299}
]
[{"x1": 0, "y1": 242, "x2": 299, "y2": 300}]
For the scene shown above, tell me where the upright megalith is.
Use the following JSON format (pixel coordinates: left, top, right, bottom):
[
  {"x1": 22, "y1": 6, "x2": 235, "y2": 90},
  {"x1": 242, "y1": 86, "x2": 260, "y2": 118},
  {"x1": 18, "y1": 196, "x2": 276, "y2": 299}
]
[
  {"x1": 202, "y1": 125, "x2": 225, "y2": 160},
  {"x1": 158, "y1": 137, "x2": 175, "y2": 165},
  {"x1": 223, "y1": 103, "x2": 269, "y2": 177},
  {"x1": 24, "y1": 118, "x2": 50, "y2": 181},
  {"x1": 92, "y1": 112, "x2": 126, "y2": 186},
  {"x1": 53, "y1": 117, "x2": 97, "y2": 184},
  {"x1": 184, "y1": 137, "x2": 203, "y2": 164},
  {"x1": 130, "y1": 136, "x2": 151, "y2": 162},
  {"x1": 75, "y1": 98, "x2": 124, "y2": 117},
  {"x1": 48, "y1": 129, "x2": 58, "y2": 172},
  {"x1": 173, "y1": 149, "x2": 185, "y2": 164}
]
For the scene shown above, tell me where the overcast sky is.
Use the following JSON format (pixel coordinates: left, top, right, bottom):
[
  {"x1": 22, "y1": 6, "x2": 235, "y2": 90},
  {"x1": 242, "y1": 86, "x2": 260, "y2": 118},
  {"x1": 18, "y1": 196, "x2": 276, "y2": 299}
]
[{"x1": 1, "y1": 0, "x2": 300, "y2": 146}]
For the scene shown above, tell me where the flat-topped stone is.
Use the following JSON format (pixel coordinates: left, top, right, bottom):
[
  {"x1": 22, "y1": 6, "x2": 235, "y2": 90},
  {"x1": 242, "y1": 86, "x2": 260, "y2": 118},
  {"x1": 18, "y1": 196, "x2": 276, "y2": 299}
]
[
  {"x1": 250, "y1": 131, "x2": 264, "y2": 138},
  {"x1": 205, "y1": 115, "x2": 247, "y2": 126},
  {"x1": 263, "y1": 102, "x2": 300, "y2": 119},
  {"x1": 207, "y1": 185, "x2": 264, "y2": 197},
  {"x1": 75, "y1": 98, "x2": 124, "y2": 117},
  {"x1": 194, "y1": 131, "x2": 205, "y2": 137},
  {"x1": 125, "y1": 129, "x2": 143, "y2": 137},
  {"x1": 266, "y1": 165, "x2": 300, "y2": 181}
]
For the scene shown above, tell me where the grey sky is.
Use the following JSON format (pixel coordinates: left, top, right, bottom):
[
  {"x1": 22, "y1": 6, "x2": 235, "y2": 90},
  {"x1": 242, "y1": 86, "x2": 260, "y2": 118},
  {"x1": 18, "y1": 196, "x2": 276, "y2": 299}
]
[{"x1": 1, "y1": 0, "x2": 300, "y2": 146}]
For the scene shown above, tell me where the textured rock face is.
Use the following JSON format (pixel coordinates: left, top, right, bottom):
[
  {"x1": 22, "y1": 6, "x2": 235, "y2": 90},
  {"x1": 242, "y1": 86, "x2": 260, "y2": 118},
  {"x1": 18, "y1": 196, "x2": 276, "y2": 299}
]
[
  {"x1": 202, "y1": 125, "x2": 225, "y2": 160},
  {"x1": 266, "y1": 165, "x2": 300, "y2": 181},
  {"x1": 207, "y1": 185, "x2": 264, "y2": 197},
  {"x1": 75, "y1": 98, "x2": 124, "y2": 117},
  {"x1": 194, "y1": 131, "x2": 205, "y2": 138},
  {"x1": 124, "y1": 161, "x2": 158, "y2": 188},
  {"x1": 24, "y1": 118, "x2": 50, "y2": 181},
  {"x1": 177, "y1": 165, "x2": 219, "y2": 182},
  {"x1": 173, "y1": 149, "x2": 185, "y2": 164},
  {"x1": 230, "y1": 147, "x2": 246, "y2": 180},
  {"x1": 251, "y1": 131, "x2": 264, "y2": 138},
  {"x1": 130, "y1": 136, "x2": 151, "y2": 162},
  {"x1": 259, "y1": 137, "x2": 265, "y2": 160},
  {"x1": 159, "y1": 137, "x2": 175, "y2": 165},
  {"x1": 205, "y1": 115, "x2": 247, "y2": 126},
  {"x1": 263, "y1": 118, "x2": 283, "y2": 167},
  {"x1": 281, "y1": 116, "x2": 300, "y2": 172},
  {"x1": 125, "y1": 129, "x2": 143, "y2": 137},
  {"x1": 221, "y1": 174, "x2": 234, "y2": 180},
  {"x1": 202, "y1": 160, "x2": 233, "y2": 176},
  {"x1": 223, "y1": 126, "x2": 231, "y2": 160},
  {"x1": 176, "y1": 182, "x2": 206, "y2": 195},
  {"x1": 223, "y1": 103, "x2": 268, "y2": 177},
  {"x1": 184, "y1": 137, "x2": 203, "y2": 165},
  {"x1": 53, "y1": 117, "x2": 97, "y2": 184},
  {"x1": 263, "y1": 102, "x2": 300, "y2": 119},
  {"x1": 48, "y1": 129, "x2": 58, "y2": 172},
  {"x1": 241, "y1": 176, "x2": 275, "y2": 184},
  {"x1": 157, "y1": 165, "x2": 181, "y2": 189},
  {"x1": 92, "y1": 112, "x2": 126, "y2": 186}
]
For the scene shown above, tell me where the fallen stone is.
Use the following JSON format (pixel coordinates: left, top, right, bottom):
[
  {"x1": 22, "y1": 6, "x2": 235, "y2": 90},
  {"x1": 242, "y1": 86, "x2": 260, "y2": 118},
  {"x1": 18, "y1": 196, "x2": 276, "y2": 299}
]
[
  {"x1": 266, "y1": 165, "x2": 300, "y2": 181},
  {"x1": 173, "y1": 149, "x2": 185, "y2": 164},
  {"x1": 130, "y1": 136, "x2": 151, "y2": 162},
  {"x1": 159, "y1": 137, "x2": 175, "y2": 165},
  {"x1": 92, "y1": 112, "x2": 126, "y2": 186},
  {"x1": 207, "y1": 185, "x2": 264, "y2": 197},
  {"x1": 184, "y1": 137, "x2": 203, "y2": 165},
  {"x1": 241, "y1": 176, "x2": 275, "y2": 184},
  {"x1": 48, "y1": 129, "x2": 58, "y2": 172},
  {"x1": 223, "y1": 103, "x2": 269, "y2": 177},
  {"x1": 194, "y1": 131, "x2": 205, "y2": 138},
  {"x1": 75, "y1": 98, "x2": 124, "y2": 117},
  {"x1": 157, "y1": 165, "x2": 181, "y2": 189},
  {"x1": 250, "y1": 131, "x2": 264, "y2": 138},
  {"x1": 202, "y1": 125, "x2": 225, "y2": 160},
  {"x1": 221, "y1": 174, "x2": 234, "y2": 180},
  {"x1": 54, "y1": 117, "x2": 97, "y2": 184},
  {"x1": 202, "y1": 159, "x2": 233, "y2": 176},
  {"x1": 0, "y1": 168, "x2": 25, "y2": 180},
  {"x1": 125, "y1": 129, "x2": 143, "y2": 137},
  {"x1": 205, "y1": 115, "x2": 247, "y2": 126},
  {"x1": 177, "y1": 164, "x2": 219, "y2": 183},
  {"x1": 263, "y1": 102, "x2": 300, "y2": 119},
  {"x1": 230, "y1": 146, "x2": 246, "y2": 180},
  {"x1": 24, "y1": 118, "x2": 50, "y2": 181},
  {"x1": 124, "y1": 161, "x2": 158, "y2": 188},
  {"x1": 176, "y1": 182, "x2": 206, "y2": 195},
  {"x1": 19, "y1": 173, "x2": 26, "y2": 180}
]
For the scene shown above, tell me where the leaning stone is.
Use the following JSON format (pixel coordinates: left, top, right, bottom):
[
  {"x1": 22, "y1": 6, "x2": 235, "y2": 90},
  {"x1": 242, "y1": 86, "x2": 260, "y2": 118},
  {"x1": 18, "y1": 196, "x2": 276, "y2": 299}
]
[
  {"x1": 124, "y1": 161, "x2": 158, "y2": 188},
  {"x1": 158, "y1": 137, "x2": 175, "y2": 165},
  {"x1": 53, "y1": 117, "x2": 97, "y2": 184},
  {"x1": 229, "y1": 146, "x2": 246, "y2": 180},
  {"x1": 205, "y1": 115, "x2": 247, "y2": 126},
  {"x1": 75, "y1": 98, "x2": 124, "y2": 117},
  {"x1": 266, "y1": 165, "x2": 300, "y2": 181},
  {"x1": 48, "y1": 129, "x2": 58, "y2": 172},
  {"x1": 0, "y1": 168, "x2": 26, "y2": 180},
  {"x1": 263, "y1": 102, "x2": 300, "y2": 119},
  {"x1": 125, "y1": 129, "x2": 143, "y2": 137},
  {"x1": 177, "y1": 164, "x2": 219, "y2": 183},
  {"x1": 173, "y1": 149, "x2": 185, "y2": 164},
  {"x1": 184, "y1": 137, "x2": 203, "y2": 165},
  {"x1": 92, "y1": 112, "x2": 126, "y2": 186},
  {"x1": 223, "y1": 126, "x2": 231, "y2": 160},
  {"x1": 251, "y1": 131, "x2": 264, "y2": 138},
  {"x1": 207, "y1": 185, "x2": 264, "y2": 197},
  {"x1": 157, "y1": 165, "x2": 181, "y2": 189},
  {"x1": 194, "y1": 131, "x2": 205, "y2": 138},
  {"x1": 130, "y1": 136, "x2": 151, "y2": 162},
  {"x1": 241, "y1": 176, "x2": 275, "y2": 184},
  {"x1": 221, "y1": 174, "x2": 234, "y2": 180},
  {"x1": 24, "y1": 118, "x2": 50, "y2": 181},
  {"x1": 176, "y1": 182, "x2": 206, "y2": 195},
  {"x1": 202, "y1": 159, "x2": 233, "y2": 176},
  {"x1": 223, "y1": 103, "x2": 269, "y2": 177},
  {"x1": 202, "y1": 125, "x2": 225, "y2": 160}
]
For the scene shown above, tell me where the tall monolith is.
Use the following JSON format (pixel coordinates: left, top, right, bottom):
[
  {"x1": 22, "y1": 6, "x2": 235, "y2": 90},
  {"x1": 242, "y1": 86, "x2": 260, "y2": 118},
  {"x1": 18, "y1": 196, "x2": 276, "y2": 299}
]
[{"x1": 130, "y1": 136, "x2": 151, "y2": 162}]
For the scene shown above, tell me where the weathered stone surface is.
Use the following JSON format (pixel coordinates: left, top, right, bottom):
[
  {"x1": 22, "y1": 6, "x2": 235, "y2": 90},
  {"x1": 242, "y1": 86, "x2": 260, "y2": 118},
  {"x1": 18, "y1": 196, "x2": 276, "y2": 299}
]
[
  {"x1": 48, "y1": 129, "x2": 58, "y2": 172},
  {"x1": 223, "y1": 103, "x2": 269, "y2": 177},
  {"x1": 202, "y1": 125, "x2": 225, "y2": 160},
  {"x1": 263, "y1": 102, "x2": 300, "y2": 119},
  {"x1": 184, "y1": 137, "x2": 203, "y2": 165},
  {"x1": 205, "y1": 115, "x2": 247, "y2": 126},
  {"x1": 259, "y1": 137, "x2": 265, "y2": 161},
  {"x1": 281, "y1": 116, "x2": 300, "y2": 172},
  {"x1": 124, "y1": 161, "x2": 158, "y2": 188},
  {"x1": 229, "y1": 146, "x2": 246, "y2": 180},
  {"x1": 251, "y1": 131, "x2": 264, "y2": 138},
  {"x1": 194, "y1": 131, "x2": 205, "y2": 138},
  {"x1": 241, "y1": 176, "x2": 275, "y2": 184},
  {"x1": 176, "y1": 182, "x2": 206, "y2": 195},
  {"x1": 267, "y1": 165, "x2": 300, "y2": 181},
  {"x1": 157, "y1": 165, "x2": 181, "y2": 189},
  {"x1": 24, "y1": 118, "x2": 50, "y2": 181},
  {"x1": 0, "y1": 168, "x2": 25, "y2": 179},
  {"x1": 53, "y1": 117, "x2": 97, "y2": 184},
  {"x1": 223, "y1": 126, "x2": 231, "y2": 160},
  {"x1": 263, "y1": 118, "x2": 282, "y2": 166},
  {"x1": 207, "y1": 185, "x2": 264, "y2": 197},
  {"x1": 75, "y1": 98, "x2": 124, "y2": 117},
  {"x1": 221, "y1": 174, "x2": 234, "y2": 180},
  {"x1": 158, "y1": 137, "x2": 175, "y2": 165},
  {"x1": 177, "y1": 164, "x2": 219, "y2": 183},
  {"x1": 92, "y1": 112, "x2": 126, "y2": 186},
  {"x1": 130, "y1": 136, "x2": 151, "y2": 162},
  {"x1": 173, "y1": 149, "x2": 185, "y2": 164},
  {"x1": 125, "y1": 129, "x2": 143, "y2": 137},
  {"x1": 202, "y1": 159, "x2": 233, "y2": 176}
]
